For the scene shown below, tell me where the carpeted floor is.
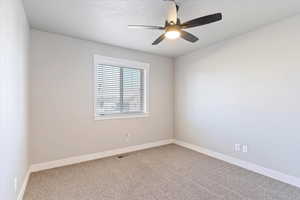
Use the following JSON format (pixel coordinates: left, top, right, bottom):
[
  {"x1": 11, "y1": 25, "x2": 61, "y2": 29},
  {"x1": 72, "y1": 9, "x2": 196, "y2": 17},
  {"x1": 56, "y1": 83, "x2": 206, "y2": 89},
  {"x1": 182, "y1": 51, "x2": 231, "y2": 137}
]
[{"x1": 24, "y1": 144, "x2": 300, "y2": 200}]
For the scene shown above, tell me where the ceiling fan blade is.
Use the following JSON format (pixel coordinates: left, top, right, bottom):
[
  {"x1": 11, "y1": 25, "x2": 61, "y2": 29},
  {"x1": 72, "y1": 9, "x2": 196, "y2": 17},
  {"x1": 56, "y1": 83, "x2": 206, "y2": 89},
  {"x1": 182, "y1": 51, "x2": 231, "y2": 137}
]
[
  {"x1": 180, "y1": 30, "x2": 199, "y2": 43},
  {"x1": 166, "y1": 1, "x2": 178, "y2": 24},
  {"x1": 181, "y1": 13, "x2": 222, "y2": 29},
  {"x1": 128, "y1": 25, "x2": 164, "y2": 30},
  {"x1": 152, "y1": 34, "x2": 165, "y2": 45}
]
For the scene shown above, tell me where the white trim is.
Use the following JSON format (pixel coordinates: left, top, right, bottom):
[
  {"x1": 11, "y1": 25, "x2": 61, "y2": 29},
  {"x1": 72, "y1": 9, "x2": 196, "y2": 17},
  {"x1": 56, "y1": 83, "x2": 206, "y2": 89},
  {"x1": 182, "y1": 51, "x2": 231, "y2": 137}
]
[
  {"x1": 174, "y1": 139, "x2": 300, "y2": 188},
  {"x1": 17, "y1": 169, "x2": 31, "y2": 200},
  {"x1": 95, "y1": 112, "x2": 149, "y2": 120},
  {"x1": 93, "y1": 55, "x2": 150, "y2": 120},
  {"x1": 30, "y1": 139, "x2": 173, "y2": 172},
  {"x1": 93, "y1": 55, "x2": 150, "y2": 70}
]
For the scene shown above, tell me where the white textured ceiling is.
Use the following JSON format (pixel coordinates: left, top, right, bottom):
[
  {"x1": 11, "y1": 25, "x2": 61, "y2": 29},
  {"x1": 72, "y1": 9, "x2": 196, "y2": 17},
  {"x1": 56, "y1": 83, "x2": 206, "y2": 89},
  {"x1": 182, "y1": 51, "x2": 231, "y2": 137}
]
[{"x1": 24, "y1": 0, "x2": 300, "y2": 57}]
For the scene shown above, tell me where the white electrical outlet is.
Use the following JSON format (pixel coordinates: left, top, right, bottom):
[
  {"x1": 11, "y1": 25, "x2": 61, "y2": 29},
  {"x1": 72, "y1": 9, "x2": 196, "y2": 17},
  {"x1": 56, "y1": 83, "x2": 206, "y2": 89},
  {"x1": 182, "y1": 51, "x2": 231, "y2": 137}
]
[
  {"x1": 242, "y1": 145, "x2": 248, "y2": 153},
  {"x1": 234, "y1": 144, "x2": 241, "y2": 152},
  {"x1": 14, "y1": 177, "x2": 17, "y2": 193},
  {"x1": 125, "y1": 133, "x2": 131, "y2": 143}
]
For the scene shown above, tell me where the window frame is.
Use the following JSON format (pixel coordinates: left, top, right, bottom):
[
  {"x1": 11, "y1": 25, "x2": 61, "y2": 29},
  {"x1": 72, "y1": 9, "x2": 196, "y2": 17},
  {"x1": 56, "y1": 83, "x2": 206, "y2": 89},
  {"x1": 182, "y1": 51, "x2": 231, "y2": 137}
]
[{"x1": 93, "y1": 55, "x2": 150, "y2": 120}]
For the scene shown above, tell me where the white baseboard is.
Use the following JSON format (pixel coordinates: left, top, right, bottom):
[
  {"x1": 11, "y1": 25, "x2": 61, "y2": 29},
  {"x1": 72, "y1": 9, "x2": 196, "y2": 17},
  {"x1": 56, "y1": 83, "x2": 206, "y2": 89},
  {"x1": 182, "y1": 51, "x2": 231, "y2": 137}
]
[
  {"x1": 19, "y1": 138, "x2": 300, "y2": 200},
  {"x1": 174, "y1": 139, "x2": 300, "y2": 188},
  {"x1": 17, "y1": 169, "x2": 31, "y2": 200},
  {"x1": 30, "y1": 139, "x2": 174, "y2": 172}
]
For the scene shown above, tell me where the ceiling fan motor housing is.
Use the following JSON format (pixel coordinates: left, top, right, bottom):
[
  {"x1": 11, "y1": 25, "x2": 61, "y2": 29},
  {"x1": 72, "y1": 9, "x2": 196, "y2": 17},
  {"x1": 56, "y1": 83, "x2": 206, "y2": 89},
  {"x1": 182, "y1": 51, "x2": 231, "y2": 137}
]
[{"x1": 165, "y1": 25, "x2": 181, "y2": 32}]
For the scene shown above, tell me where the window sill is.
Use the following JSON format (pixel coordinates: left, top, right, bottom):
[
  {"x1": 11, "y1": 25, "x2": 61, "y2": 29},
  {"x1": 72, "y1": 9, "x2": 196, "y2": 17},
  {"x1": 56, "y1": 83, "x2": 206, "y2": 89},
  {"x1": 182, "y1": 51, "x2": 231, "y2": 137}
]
[{"x1": 95, "y1": 113, "x2": 149, "y2": 121}]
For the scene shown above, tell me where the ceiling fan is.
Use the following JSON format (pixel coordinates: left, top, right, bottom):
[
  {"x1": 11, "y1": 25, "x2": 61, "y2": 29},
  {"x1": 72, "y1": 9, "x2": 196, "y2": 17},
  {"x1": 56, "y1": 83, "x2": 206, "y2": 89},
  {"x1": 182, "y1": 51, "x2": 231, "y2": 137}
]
[{"x1": 128, "y1": 0, "x2": 222, "y2": 45}]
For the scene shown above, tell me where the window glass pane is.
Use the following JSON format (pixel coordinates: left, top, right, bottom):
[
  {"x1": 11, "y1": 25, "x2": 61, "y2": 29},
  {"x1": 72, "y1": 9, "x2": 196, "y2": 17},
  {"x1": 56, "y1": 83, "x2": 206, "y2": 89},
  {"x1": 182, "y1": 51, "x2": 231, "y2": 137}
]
[
  {"x1": 95, "y1": 65, "x2": 144, "y2": 116},
  {"x1": 122, "y1": 68, "x2": 144, "y2": 113},
  {"x1": 96, "y1": 65, "x2": 121, "y2": 115}
]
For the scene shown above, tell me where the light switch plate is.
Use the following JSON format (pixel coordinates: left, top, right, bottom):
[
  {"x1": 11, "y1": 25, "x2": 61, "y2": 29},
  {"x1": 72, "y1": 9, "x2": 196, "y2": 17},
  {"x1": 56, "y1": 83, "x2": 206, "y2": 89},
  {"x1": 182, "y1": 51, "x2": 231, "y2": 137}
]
[{"x1": 14, "y1": 177, "x2": 17, "y2": 193}]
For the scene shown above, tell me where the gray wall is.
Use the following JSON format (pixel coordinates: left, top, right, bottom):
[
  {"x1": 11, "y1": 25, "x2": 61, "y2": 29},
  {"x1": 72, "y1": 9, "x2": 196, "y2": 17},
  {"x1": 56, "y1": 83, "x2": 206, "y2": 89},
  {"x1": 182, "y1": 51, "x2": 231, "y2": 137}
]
[
  {"x1": 0, "y1": 0, "x2": 30, "y2": 199},
  {"x1": 29, "y1": 30, "x2": 174, "y2": 164},
  {"x1": 175, "y1": 15, "x2": 300, "y2": 178}
]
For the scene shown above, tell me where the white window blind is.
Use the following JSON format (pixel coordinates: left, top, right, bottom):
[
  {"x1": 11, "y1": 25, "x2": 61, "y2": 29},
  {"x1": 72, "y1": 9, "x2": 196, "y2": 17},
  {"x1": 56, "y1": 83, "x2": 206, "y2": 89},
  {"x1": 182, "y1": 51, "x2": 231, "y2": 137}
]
[{"x1": 95, "y1": 64, "x2": 145, "y2": 116}]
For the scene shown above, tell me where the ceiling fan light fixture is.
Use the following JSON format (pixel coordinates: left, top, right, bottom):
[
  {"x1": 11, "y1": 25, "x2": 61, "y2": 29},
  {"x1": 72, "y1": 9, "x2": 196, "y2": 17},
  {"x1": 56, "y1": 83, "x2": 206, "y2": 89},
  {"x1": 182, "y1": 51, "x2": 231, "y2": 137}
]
[
  {"x1": 128, "y1": 1, "x2": 222, "y2": 45},
  {"x1": 165, "y1": 30, "x2": 180, "y2": 39}
]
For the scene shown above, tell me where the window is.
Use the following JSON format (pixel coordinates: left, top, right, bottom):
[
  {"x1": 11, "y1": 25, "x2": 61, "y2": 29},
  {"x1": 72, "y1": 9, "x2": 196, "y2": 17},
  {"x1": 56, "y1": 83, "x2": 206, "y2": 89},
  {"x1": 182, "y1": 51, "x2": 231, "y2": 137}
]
[{"x1": 94, "y1": 55, "x2": 149, "y2": 120}]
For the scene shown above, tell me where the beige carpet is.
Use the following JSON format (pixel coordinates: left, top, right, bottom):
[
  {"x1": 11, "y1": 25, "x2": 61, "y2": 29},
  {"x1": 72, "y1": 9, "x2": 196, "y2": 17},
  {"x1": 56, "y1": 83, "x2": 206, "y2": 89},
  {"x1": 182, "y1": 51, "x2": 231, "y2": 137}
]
[{"x1": 24, "y1": 144, "x2": 300, "y2": 200}]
